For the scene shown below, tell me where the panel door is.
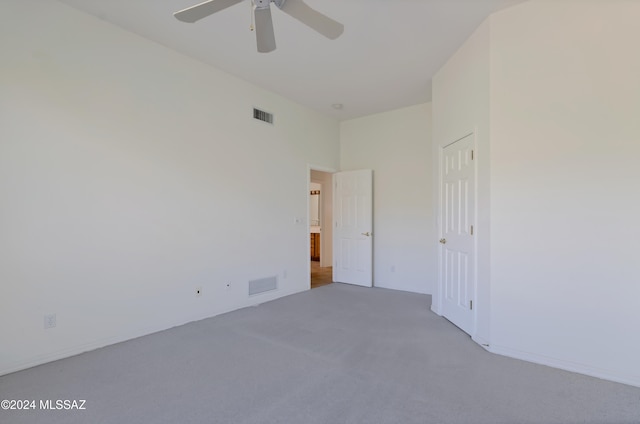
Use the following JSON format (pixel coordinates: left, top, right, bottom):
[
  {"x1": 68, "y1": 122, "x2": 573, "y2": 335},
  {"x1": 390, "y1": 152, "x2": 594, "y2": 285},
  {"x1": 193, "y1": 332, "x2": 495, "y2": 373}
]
[
  {"x1": 333, "y1": 170, "x2": 373, "y2": 287},
  {"x1": 440, "y1": 135, "x2": 475, "y2": 334}
]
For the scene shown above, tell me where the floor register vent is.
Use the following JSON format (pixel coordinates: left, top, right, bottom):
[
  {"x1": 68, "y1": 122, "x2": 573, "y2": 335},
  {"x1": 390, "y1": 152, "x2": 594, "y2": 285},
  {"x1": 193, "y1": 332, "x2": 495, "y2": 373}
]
[
  {"x1": 249, "y1": 276, "x2": 278, "y2": 296},
  {"x1": 253, "y1": 108, "x2": 274, "y2": 124}
]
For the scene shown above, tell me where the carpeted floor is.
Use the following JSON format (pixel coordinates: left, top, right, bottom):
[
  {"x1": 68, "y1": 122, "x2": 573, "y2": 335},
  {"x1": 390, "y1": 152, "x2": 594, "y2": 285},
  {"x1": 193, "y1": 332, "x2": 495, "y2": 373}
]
[{"x1": 1, "y1": 283, "x2": 639, "y2": 424}]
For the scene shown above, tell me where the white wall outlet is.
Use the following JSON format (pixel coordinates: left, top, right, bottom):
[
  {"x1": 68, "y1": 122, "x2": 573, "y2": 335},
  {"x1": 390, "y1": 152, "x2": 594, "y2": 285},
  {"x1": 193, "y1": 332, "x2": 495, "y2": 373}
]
[
  {"x1": 44, "y1": 314, "x2": 56, "y2": 329},
  {"x1": 196, "y1": 287, "x2": 202, "y2": 297}
]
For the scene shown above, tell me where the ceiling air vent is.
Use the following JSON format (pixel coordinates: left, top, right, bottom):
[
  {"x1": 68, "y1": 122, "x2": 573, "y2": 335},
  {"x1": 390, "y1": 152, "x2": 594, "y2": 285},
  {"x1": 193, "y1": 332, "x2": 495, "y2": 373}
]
[{"x1": 253, "y1": 107, "x2": 274, "y2": 124}]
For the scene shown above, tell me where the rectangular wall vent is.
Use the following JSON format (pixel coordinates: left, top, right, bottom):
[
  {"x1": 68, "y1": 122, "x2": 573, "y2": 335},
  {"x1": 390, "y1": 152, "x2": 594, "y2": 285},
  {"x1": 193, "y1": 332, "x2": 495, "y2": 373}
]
[
  {"x1": 248, "y1": 276, "x2": 278, "y2": 296},
  {"x1": 253, "y1": 108, "x2": 274, "y2": 124}
]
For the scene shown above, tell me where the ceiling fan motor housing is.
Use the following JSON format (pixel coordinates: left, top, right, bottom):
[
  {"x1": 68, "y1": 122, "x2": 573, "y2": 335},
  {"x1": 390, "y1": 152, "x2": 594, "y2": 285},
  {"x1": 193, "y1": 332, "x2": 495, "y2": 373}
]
[{"x1": 253, "y1": 0, "x2": 286, "y2": 10}]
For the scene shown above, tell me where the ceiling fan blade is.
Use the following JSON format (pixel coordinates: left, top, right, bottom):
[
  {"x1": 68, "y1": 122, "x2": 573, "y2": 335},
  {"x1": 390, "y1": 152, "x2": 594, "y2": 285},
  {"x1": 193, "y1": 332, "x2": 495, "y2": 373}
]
[
  {"x1": 174, "y1": 0, "x2": 244, "y2": 23},
  {"x1": 254, "y1": 6, "x2": 276, "y2": 53},
  {"x1": 278, "y1": 0, "x2": 343, "y2": 40}
]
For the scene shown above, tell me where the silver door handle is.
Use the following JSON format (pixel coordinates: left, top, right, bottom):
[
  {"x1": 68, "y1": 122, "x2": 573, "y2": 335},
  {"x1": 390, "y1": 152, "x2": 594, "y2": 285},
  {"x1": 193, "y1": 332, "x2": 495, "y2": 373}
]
[{"x1": 361, "y1": 232, "x2": 371, "y2": 237}]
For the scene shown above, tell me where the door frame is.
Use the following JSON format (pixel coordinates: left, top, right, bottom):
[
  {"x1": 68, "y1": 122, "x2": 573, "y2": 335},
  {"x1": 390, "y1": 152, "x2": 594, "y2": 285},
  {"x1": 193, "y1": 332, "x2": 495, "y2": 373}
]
[
  {"x1": 434, "y1": 131, "x2": 479, "y2": 337},
  {"x1": 307, "y1": 165, "x2": 336, "y2": 289}
]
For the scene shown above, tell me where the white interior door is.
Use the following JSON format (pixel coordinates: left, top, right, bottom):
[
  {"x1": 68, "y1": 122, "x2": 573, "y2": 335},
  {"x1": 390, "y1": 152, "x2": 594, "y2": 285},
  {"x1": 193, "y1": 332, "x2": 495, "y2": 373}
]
[
  {"x1": 333, "y1": 170, "x2": 373, "y2": 287},
  {"x1": 440, "y1": 135, "x2": 476, "y2": 335}
]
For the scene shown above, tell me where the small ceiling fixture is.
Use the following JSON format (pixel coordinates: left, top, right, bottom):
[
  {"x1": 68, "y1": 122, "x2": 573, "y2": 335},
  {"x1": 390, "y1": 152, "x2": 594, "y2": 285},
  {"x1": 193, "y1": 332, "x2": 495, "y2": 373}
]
[{"x1": 332, "y1": 103, "x2": 343, "y2": 110}]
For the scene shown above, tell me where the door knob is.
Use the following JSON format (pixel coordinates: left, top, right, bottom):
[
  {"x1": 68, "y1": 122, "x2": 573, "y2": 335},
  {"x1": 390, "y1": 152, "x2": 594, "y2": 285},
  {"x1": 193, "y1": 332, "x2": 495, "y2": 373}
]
[
  {"x1": 361, "y1": 232, "x2": 371, "y2": 237},
  {"x1": 439, "y1": 238, "x2": 447, "y2": 244}
]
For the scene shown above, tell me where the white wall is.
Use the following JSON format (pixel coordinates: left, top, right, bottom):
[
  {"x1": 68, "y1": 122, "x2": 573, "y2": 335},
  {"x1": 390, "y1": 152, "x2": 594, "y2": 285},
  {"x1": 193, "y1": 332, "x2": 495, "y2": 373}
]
[
  {"x1": 432, "y1": 20, "x2": 491, "y2": 344},
  {"x1": 434, "y1": 0, "x2": 640, "y2": 387},
  {"x1": 340, "y1": 104, "x2": 435, "y2": 294},
  {"x1": 0, "y1": 0, "x2": 339, "y2": 375},
  {"x1": 489, "y1": 0, "x2": 640, "y2": 387}
]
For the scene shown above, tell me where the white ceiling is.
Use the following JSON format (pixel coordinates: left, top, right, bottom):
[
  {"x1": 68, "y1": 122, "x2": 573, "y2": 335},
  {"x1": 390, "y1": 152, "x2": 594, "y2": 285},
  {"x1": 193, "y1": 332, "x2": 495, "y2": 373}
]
[{"x1": 57, "y1": 0, "x2": 524, "y2": 120}]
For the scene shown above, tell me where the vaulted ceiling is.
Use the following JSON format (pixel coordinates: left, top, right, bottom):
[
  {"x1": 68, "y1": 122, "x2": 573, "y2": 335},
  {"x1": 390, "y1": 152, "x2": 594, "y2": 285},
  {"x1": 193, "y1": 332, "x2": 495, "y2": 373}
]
[{"x1": 57, "y1": 0, "x2": 524, "y2": 120}]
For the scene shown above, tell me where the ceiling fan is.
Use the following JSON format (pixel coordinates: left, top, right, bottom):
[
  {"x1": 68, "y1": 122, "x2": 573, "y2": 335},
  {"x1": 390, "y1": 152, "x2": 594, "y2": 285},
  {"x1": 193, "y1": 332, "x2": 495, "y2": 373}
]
[{"x1": 174, "y1": 0, "x2": 344, "y2": 53}]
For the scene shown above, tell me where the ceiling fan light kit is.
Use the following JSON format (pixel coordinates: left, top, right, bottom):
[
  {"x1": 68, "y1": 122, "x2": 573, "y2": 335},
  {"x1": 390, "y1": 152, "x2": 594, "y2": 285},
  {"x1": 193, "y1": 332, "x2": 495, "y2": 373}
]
[{"x1": 174, "y1": 0, "x2": 343, "y2": 53}]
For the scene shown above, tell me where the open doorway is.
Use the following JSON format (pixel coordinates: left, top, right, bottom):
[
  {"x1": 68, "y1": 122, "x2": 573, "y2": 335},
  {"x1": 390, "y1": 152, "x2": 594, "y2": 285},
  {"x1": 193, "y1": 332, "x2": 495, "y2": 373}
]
[{"x1": 309, "y1": 168, "x2": 334, "y2": 289}]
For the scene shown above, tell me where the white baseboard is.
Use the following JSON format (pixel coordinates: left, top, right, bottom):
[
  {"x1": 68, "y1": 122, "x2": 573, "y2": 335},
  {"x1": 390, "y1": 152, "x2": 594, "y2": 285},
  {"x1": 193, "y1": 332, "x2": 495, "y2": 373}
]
[
  {"x1": 472, "y1": 335, "x2": 490, "y2": 350},
  {"x1": 0, "y1": 309, "x2": 220, "y2": 377},
  {"x1": 0, "y1": 288, "x2": 302, "y2": 377},
  {"x1": 489, "y1": 344, "x2": 640, "y2": 389}
]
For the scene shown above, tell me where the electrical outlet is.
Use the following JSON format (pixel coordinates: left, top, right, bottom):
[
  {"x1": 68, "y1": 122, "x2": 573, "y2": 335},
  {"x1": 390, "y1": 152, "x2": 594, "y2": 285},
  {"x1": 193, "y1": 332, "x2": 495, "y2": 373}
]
[
  {"x1": 44, "y1": 314, "x2": 56, "y2": 329},
  {"x1": 196, "y1": 287, "x2": 202, "y2": 297}
]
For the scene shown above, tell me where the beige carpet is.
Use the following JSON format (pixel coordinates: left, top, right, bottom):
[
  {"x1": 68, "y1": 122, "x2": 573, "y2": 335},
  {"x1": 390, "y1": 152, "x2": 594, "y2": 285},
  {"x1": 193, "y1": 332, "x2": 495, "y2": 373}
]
[{"x1": 1, "y1": 283, "x2": 639, "y2": 424}]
